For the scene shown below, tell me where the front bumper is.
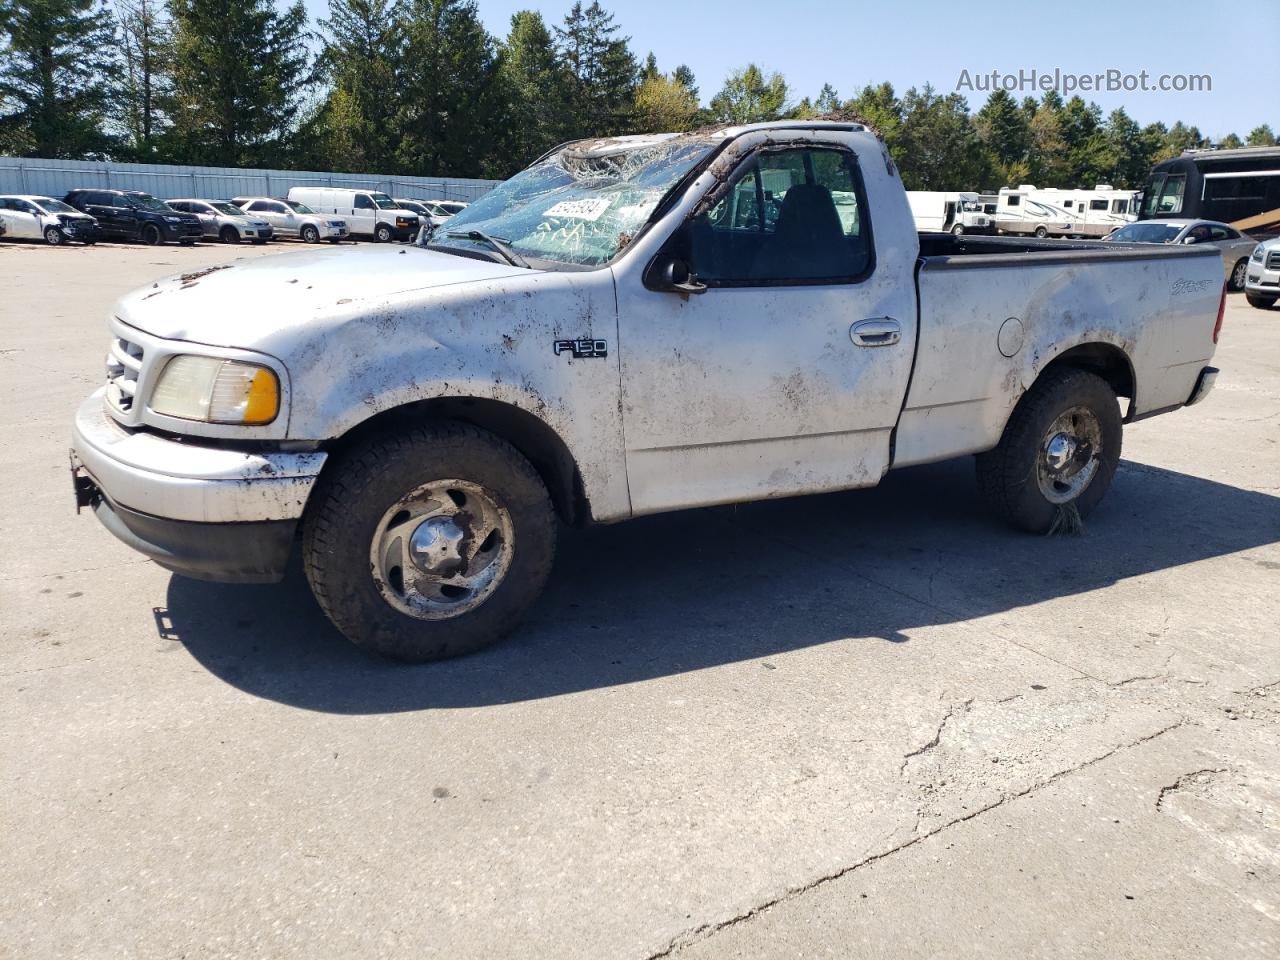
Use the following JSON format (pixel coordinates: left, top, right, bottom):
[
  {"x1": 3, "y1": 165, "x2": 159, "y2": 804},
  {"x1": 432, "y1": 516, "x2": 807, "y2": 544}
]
[
  {"x1": 1245, "y1": 263, "x2": 1279, "y2": 294},
  {"x1": 71, "y1": 390, "x2": 327, "y2": 582},
  {"x1": 318, "y1": 223, "x2": 348, "y2": 238},
  {"x1": 61, "y1": 220, "x2": 102, "y2": 242}
]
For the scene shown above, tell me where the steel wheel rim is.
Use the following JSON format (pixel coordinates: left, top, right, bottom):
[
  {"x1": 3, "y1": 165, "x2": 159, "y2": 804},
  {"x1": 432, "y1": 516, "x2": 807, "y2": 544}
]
[
  {"x1": 369, "y1": 479, "x2": 514, "y2": 620},
  {"x1": 1036, "y1": 405, "x2": 1103, "y2": 504}
]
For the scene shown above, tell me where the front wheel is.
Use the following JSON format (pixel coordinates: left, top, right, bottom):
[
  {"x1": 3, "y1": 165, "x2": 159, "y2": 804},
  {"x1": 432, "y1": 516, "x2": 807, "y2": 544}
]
[
  {"x1": 375, "y1": 223, "x2": 393, "y2": 243},
  {"x1": 1247, "y1": 292, "x2": 1277, "y2": 309},
  {"x1": 976, "y1": 368, "x2": 1122, "y2": 533},
  {"x1": 303, "y1": 422, "x2": 557, "y2": 662},
  {"x1": 1229, "y1": 259, "x2": 1248, "y2": 292},
  {"x1": 219, "y1": 225, "x2": 240, "y2": 244},
  {"x1": 300, "y1": 224, "x2": 320, "y2": 244},
  {"x1": 951, "y1": 223, "x2": 965, "y2": 236},
  {"x1": 1034, "y1": 225, "x2": 1049, "y2": 239},
  {"x1": 141, "y1": 223, "x2": 163, "y2": 246},
  {"x1": 43, "y1": 225, "x2": 64, "y2": 246}
]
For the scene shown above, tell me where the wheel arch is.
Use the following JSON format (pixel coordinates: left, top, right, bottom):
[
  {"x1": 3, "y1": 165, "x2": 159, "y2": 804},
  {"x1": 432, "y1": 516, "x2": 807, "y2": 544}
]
[
  {"x1": 1036, "y1": 341, "x2": 1136, "y2": 417},
  {"x1": 321, "y1": 396, "x2": 590, "y2": 526}
]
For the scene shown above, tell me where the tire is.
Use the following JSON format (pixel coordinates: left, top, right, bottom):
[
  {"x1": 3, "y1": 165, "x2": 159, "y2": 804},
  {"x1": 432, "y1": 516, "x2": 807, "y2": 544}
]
[
  {"x1": 141, "y1": 223, "x2": 163, "y2": 246},
  {"x1": 1228, "y1": 259, "x2": 1248, "y2": 292},
  {"x1": 1034, "y1": 225, "x2": 1048, "y2": 239},
  {"x1": 951, "y1": 224, "x2": 965, "y2": 236},
  {"x1": 976, "y1": 368, "x2": 1122, "y2": 534},
  {"x1": 303, "y1": 421, "x2": 557, "y2": 662},
  {"x1": 375, "y1": 223, "x2": 393, "y2": 243},
  {"x1": 43, "y1": 225, "x2": 64, "y2": 246},
  {"x1": 301, "y1": 224, "x2": 320, "y2": 244},
  {"x1": 1247, "y1": 292, "x2": 1277, "y2": 309},
  {"x1": 219, "y1": 225, "x2": 240, "y2": 244}
]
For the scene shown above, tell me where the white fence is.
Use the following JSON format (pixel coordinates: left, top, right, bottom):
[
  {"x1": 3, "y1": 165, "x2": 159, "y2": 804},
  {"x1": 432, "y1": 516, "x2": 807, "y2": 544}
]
[{"x1": 0, "y1": 156, "x2": 499, "y2": 203}]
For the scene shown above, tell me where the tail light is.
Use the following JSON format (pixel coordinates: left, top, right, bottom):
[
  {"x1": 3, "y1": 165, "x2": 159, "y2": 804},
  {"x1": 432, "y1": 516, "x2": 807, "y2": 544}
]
[{"x1": 1213, "y1": 282, "x2": 1226, "y2": 343}]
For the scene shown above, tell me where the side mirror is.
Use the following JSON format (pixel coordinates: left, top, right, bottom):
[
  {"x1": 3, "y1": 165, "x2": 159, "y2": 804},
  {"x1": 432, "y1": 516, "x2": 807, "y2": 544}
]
[
  {"x1": 1182, "y1": 236, "x2": 1197, "y2": 245},
  {"x1": 655, "y1": 258, "x2": 707, "y2": 295}
]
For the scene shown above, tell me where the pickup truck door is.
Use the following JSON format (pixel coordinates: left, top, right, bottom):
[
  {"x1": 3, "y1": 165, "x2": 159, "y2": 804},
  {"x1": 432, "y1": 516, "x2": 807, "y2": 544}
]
[{"x1": 614, "y1": 140, "x2": 919, "y2": 514}]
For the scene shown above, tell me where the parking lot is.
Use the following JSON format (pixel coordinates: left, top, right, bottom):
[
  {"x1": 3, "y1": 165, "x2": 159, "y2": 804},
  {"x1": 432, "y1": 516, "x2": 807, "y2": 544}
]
[{"x1": 1, "y1": 239, "x2": 1278, "y2": 957}]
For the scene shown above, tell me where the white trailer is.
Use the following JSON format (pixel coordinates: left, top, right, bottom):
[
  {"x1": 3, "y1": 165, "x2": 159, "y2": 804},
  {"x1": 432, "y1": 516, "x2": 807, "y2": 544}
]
[
  {"x1": 1034, "y1": 185, "x2": 1140, "y2": 238},
  {"x1": 907, "y1": 191, "x2": 993, "y2": 235}
]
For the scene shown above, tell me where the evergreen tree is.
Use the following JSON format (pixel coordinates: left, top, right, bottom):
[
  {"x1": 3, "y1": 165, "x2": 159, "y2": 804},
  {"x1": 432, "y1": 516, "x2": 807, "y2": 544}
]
[
  {"x1": 555, "y1": 1, "x2": 637, "y2": 137},
  {"x1": 1101, "y1": 108, "x2": 1147, "y2": 188},
  {"x1": 974, "y1": 89, "x2": 1029, "y2": 184},
  {"x1": 638, "y1": 50, "x2": 658, "y2": 82},
  {"x1": 1218, "y1": 132, "x2": 1243, "y2": 149},
  {"x1": 1027, "y1": 91, "x2": 1069, "y2": 185},
  {"x1": 1158, "y1": 120, "x2": 1207, "y2": 160},
  {"x1": 843, "y1": 82, "x2": 902, "y2": 150},
  {"x1": 0, "y1": 0, "x2": 120, "y2": 157},
  {"x1": 114, "y1": 0, "x2": 173, "y2": 159},
  {"x1": 314, "y1": 0, "x2": 406, "y2": 172},
  {"x1": 1246, "y1": 124, "x2": 1276, "y2": 146},
  {"x1": 814, "y1": 83, "x2": 839, "y2": 115},
  {"x1": 895, "y1": 84, "x2": 987, "y2": 190},
  {"x1": 398, "y1": 0, "x2": 504, "y2": 177},
  {"x1": 1060, "y1": 95, "x2": 1108, "y2": 185},
  {"x1": 167, "y1": 0, "x2": 310, "y2": 166},
  {"x1": 499, "y1": 9, "x2": 572, "y2": 166},
  {"x1": 709, "y1": 64, "x2": 787, "y2": 124},
  {"x1": 670, "y1": 63, "x2": 697, "y2": 101}
]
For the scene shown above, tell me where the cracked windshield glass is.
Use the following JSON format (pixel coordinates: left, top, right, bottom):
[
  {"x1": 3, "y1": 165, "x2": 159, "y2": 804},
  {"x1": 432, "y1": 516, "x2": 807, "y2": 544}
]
[{"x1": 431, "y1": 134, "x2": 718, "y2": 268}]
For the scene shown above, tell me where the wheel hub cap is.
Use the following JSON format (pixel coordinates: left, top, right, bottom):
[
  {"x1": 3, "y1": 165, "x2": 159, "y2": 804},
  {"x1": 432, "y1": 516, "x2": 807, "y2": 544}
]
[
  {"x1": 1036, "y1": 407, "x2": 1103, "y2": 504},
  {"x1": 408, "y1": 516, "x2": 466, "y2": 575}
]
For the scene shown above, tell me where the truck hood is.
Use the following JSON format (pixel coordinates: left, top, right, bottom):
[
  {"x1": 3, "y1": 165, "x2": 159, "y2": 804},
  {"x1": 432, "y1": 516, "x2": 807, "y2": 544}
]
[{"x1": 116, "y1": 245, "x2": 531, "y2": 347}]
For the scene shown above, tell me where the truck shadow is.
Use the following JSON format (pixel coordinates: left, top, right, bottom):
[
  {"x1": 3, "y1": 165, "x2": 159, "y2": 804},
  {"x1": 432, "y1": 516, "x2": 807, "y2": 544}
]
[{"x1": 160, "y1": 458, "x2": 1280, "y2": 713}]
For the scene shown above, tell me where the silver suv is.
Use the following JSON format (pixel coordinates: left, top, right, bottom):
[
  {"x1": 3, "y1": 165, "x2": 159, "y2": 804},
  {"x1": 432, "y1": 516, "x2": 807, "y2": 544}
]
[
  {"x1": 231, "y1": 197, "x2": 348, "y2": 243},
  {"x1": 168, "y1": 199, "x2": 273, "y2": 244}
]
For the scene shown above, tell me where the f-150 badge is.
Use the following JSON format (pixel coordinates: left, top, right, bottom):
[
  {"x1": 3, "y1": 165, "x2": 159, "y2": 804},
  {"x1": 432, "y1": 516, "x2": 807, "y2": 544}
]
[{"x1": 553, "y1": 338, "x2": 608, "y2": 359}]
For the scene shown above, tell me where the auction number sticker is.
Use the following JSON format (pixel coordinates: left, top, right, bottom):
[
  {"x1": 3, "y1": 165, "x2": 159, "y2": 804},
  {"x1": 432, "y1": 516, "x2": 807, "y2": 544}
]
[{"x1": 544, "y1": 198, "x2": 613, "y2": 221}]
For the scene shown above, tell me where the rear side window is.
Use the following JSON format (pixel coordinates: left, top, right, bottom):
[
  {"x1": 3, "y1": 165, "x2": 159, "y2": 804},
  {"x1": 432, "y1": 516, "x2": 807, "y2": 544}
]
[
  {"x1": 246, "y1": 201, "x2": 268, "y2": 211},
  {"x1": 685, "y1": 146, "x2": 872, "y2": 285}
]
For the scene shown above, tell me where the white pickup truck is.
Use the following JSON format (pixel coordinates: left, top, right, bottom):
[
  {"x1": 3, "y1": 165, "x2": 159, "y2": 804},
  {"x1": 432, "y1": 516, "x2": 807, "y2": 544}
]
[{"x1": 70, "y1": 121, "x2": 1225, "y2": 662}]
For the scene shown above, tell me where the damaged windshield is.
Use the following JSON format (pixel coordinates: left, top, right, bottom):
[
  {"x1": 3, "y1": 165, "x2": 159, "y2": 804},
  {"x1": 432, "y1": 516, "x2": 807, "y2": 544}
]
[{"x1": 431, "y1": 134, "x2": 718, "y2": 268}]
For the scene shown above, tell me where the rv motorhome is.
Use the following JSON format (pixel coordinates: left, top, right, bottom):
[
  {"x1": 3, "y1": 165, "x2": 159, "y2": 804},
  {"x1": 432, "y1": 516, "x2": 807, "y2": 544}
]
[
  {"x1": 1034, "y1": 185, "x2": 1140, "y2": 238},
  {"x1": 993, "y1": 186, "x2": 1076, "y2": 237},
  {"x1": 906, "y1": 191, "x2": 993, "y2": 235}
]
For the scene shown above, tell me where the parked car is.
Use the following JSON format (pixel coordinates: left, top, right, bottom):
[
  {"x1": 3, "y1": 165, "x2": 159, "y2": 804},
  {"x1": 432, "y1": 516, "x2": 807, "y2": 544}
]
[
  {"x1": 70, "y1": 120, "x2": 1224, "y2": 664},
  {"x1": 434, "y1": 200, "x2": 469, "y2": 216},
  {"x1": 167, "y1": 199, "x2": 273, "y2": 244},
  {"x1": 393, "y1": 199, "x2": 449, "y2": 229},
  {"x1": 1103, "y1": 219, "x2": 1257, "y2": 290},
  {"x1": 0, "y1": 194, "x2": 102, "y2": 245},
  {"x1": 1244, "y1": 238, "x2": 1280, "y2": 309},
  {"x1": 230, "y1": 197, "x2": 348, "y2": 243},
  {"x1": 63, "y1": 189, "x2": 202, "y2": 246},
  {"x1": 287, "y1": 187, "x2": 419, "y2": 242}
]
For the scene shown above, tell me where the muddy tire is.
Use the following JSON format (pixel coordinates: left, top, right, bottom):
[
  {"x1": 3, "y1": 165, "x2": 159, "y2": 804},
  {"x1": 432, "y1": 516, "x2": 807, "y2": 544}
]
[
  {"x1": 303, "y1": 421, "x2": 557, "y2": 662},
  {"x1": 976, "y1": 368, "x2": 1122, "y2": 533},
  {"x1": 1246, "y1": 293, "x2": 1276, "y2": 310}
]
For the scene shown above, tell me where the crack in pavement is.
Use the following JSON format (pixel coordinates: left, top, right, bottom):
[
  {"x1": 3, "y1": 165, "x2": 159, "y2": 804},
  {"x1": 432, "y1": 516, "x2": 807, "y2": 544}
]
[
  {"x1": 1154, "y1": 767, "x2": 1228, "y2": 811},
  {"x1": 899, "y1": 697, "x2": 973, "y2": 775},
  {"x1": 641, "y1": 720, "x2": 1187, "y2": 960}
]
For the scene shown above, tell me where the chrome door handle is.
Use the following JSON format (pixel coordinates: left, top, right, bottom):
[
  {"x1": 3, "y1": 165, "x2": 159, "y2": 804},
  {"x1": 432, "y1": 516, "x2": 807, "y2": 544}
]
[{"x1": 851, "y1": 317, "x2": 901, "y2": 347}]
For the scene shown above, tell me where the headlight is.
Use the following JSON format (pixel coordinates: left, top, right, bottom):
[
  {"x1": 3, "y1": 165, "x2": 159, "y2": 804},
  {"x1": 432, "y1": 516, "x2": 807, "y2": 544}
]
[
  {"x1": 1253, "y1": 244, "x2": 1265, "y2": 261},
  {"x1": 149, "y1": 356, "x2": 279, "y2": 425},
  {"x1": 164, "y1": 215, "x2": 182, "y2": 223}
]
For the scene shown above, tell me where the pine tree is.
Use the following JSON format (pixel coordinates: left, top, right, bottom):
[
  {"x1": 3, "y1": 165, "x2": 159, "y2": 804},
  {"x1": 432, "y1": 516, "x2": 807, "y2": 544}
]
[
  {"x1": 1101, "y1": 107, "x2": 1148, "y2": 188},
  {"x1": 114, "y1": 0, "x2": 173, "y2": 159},
  {"x1": 0, "y1": 0, "x2": 120, "y2": 157},
  {"x1": 167, "y1": 0, "x2": 311, "y2": 166},
  {"x1": 499, "y1": 9, "x2": 572, "y2": 166},
  {"x1": 896, "y1": 84, "x2": 988, "y2": 190},
  {"x1": 555, "y1": 1, "x2": 637, "y2": 137},
  {"x1": 1218, "y1": 132, "x2": 1243, "y2": 149},
  {"x1": 314, "y1": 0, "x2": 406, "y2": 172},
  {"x1": 671, "y1": 64, "x2": 697, "y2": 101},
  {"x1": 1027, "y1": 91, "x2": 1069, "y2": 185},
  {"x1": 398, "y1": 0, "x2": 504, "y2": 177},
  {"x1": 1246, "y1": 124, "x2": 1276, "y2": 146},
  {"x1": 843, "y1": 81, "x2": 902, "y2": 149},
  {"x1": 974, "y1": 89, "x2": 1029, "y2": 184},
  {"x1": 1060, "y1": 95, "x2": 1108, "y2": 186},
  {"x1": 708, "y1": 64, "x2": 787, "y2": 124}
]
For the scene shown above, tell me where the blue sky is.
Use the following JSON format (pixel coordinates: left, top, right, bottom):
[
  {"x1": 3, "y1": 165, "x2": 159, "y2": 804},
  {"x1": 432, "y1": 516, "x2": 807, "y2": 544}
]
[{"x1": 301, "y1": 0, "x2": 1277, "y2": 138}]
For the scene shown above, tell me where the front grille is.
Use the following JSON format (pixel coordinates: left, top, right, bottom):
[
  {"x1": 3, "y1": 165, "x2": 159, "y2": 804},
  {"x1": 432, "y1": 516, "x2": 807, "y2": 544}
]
[
  {"x1": 105, "y1": 335, "x2": 143, "y2": 412},
  {"x1": 1268, "y1": 251, "x2": 1280, "y2": 270}
]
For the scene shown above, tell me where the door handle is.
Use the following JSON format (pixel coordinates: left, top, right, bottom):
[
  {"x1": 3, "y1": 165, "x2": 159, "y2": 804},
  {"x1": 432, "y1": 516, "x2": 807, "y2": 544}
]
[{"x1": 851, "y1": 317, "x2": 901, "y2": 347}]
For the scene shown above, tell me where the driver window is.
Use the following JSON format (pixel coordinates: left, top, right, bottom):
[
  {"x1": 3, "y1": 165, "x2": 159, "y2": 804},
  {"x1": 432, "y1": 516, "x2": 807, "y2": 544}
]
[
  {"x1": 686, "y1": 147, "x2": 872, "y2": 284},
  {"x1": 355, "y1": 195, "x2": 375, "y2": 210}
]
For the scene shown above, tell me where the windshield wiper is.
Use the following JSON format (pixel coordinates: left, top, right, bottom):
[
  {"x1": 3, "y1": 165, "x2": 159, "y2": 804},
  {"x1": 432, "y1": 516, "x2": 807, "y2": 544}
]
[{"x1": 447, "y1": 229, "x2": 530, "y2": 268}]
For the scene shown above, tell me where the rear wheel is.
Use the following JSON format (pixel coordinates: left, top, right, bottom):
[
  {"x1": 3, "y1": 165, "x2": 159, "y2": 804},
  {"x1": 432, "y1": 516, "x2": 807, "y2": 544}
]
[
  {"x1": 1034, "y1": 225, "x2": 1049, "y2": 239},
  {"x1": 375, "y1": 223, "x2": 393, "y2": 243},
  {"x1": 303, "y1": 422, "x2": 557, "y2": 662},
  {"x1": 1247, "y1": 292, "x2": 1277, "y2": 309},
  {"x1": 141, "y1": 223, "x2": 162, "y2": 246},
  {"x1": 1229, "y1": 258, "x2": 1248, "y2": 292},
  {"x1": 976, "y1": 368, "x2": 1122, "y2": 533},
  {"x1": 219, "y1": 225, "x2": 240, "y2": 244},
  {"x1": 43, "y1": 225, "x2": 64, "y2": 246},
  {"x1": 300, "y1": 224, "x2": 320, "y2": 244}
]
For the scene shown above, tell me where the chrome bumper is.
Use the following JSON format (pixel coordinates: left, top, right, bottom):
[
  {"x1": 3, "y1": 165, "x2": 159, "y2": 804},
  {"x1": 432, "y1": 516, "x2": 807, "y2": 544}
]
[{"x1": 71, "y1": 389, "x2": 326, "y2": 524}]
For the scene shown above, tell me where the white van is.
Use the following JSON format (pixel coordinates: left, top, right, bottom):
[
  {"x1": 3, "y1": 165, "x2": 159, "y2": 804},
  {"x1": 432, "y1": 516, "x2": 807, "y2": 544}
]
[
  {"x1": 286, "y1": 188, "x2": 420, "y2": 242},
  {"x1": 906, "y1": 191, "x2": 993, "y2": 235}
]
